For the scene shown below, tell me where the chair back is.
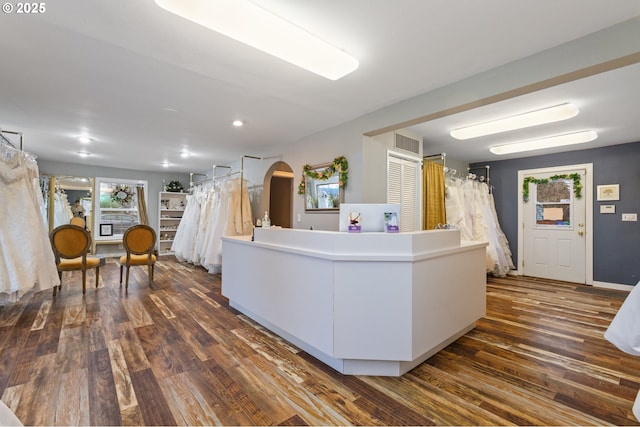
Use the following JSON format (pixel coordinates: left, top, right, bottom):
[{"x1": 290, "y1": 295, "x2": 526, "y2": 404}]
[
  {"x1": 70, "y1": 217, "x2": 85, "y2": 228},
  {"x1": 123, "y1": 225, "x2": 156, "y2": 256},
  {"x1": 50, "y1": 224, "x2": 91, "y2": 261}
]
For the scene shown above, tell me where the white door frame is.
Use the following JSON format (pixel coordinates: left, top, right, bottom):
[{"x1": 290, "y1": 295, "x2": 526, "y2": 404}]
[{"x1": 517, "y1": 163, "x2": 593, "y2": 285}]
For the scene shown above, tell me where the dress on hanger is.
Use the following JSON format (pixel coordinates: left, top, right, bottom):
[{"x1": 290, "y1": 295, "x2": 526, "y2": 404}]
[{"x1": 0, "y1": 152, "x2": 59, "y2": 302}]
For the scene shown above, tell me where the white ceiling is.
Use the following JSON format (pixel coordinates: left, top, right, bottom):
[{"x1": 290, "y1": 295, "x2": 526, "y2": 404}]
[{"x1": 1, "y1": 0, "x2": 640, "y2": 173}]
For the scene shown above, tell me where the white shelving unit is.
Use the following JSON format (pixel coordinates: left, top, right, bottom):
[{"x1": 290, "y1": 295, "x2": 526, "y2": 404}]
[{"x1": 158, "y1": 191, "x2": 187, "y2": 256}]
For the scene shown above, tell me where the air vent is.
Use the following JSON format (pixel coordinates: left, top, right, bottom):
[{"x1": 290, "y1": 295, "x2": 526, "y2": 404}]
[{"x1": 394, "y1": 132, "x2": 422, "y2": 156}]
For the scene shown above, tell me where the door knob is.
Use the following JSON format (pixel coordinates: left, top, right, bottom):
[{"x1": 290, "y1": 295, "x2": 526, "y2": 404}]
[{"x1": 578, "y1": 230, "x2": 584, "y2": 236}]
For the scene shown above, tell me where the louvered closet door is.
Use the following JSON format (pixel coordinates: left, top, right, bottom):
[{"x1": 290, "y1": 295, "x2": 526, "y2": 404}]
[{"x1": 387, "y1": 153, "x2": 420, "y2": 232}]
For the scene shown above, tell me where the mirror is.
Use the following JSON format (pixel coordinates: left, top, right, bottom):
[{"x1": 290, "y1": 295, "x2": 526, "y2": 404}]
[
  {"x1": 45, "y1": 175, "x2": 94, "y2": 233},
  {"x1": 304, "y1": 162, "x2": 344, "y2": 212}
]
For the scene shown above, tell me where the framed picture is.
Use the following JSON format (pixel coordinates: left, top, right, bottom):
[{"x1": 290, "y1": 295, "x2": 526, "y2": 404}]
[
  {"x1": 597, "y1": 184, "x2": 620, "y2": 201},
  {"x1": 304, "y1": 162, "x2": 344, "y2": 212},
  {"x1": 99, "y1": 223, "x2": 113, "y2": 236}
]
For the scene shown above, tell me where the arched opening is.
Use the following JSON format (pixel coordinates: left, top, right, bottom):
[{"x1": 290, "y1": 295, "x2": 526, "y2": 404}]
[{"x1": 263, "y1": 161, "x2": 294, "y2": 228}]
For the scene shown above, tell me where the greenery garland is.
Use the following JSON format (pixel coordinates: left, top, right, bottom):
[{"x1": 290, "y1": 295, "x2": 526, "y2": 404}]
[
  {"x1": 111, "y1": 185, "x2": 135, "y2": 205},
  {"x1": 522, "y1": 173, "x2": 582, "y2": 202},
  {"x1": 165, "y1": 180, "x2": 184, "y2": 192},
  {"x1": 298, "y1": 156, "x2": 349, "y2": 195}
]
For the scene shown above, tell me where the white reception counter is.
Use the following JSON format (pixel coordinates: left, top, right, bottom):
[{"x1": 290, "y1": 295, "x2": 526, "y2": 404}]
[{"x1": 221, "y1": 228, "x2": 487, "y2": 376}]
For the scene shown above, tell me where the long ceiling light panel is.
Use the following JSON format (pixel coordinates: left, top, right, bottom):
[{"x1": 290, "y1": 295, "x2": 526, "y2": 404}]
[
  {"x1": 489, "y1": 130, "x2": 598, "y2": 155},
  {"x1": 451, "y1": 102, "x2": 579, "y2": 140},
  {"x1": 154, "y1": 0, "x2": 359, "y2": 80}
]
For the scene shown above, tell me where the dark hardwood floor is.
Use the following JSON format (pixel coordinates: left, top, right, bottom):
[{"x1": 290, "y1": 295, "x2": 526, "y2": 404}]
[{"x1": 0, "y1": 257, "x2": 638, "y2": 426}]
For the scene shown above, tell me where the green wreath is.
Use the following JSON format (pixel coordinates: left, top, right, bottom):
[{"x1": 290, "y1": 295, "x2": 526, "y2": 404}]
[
  {"x1": 111, "y1": 185, "x2": 135, "y2": 205},
  {"x1": 298, "y1": 156, "x2": 349, "y2": 195},
  {"x1": 522, "y1": 173, "x2": 582, "y2": 202}
]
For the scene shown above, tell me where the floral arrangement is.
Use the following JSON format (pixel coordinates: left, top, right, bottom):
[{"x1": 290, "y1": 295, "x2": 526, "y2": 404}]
[
  {"x1": 297, "y1": 156, "x2": 349, "y2": 195},
  {"x1": 112, "y1": 184, "x2": 135, "y2": 205},
  {"x1": 165, "y1": 180, "x2": 184, "y2": 192},
  {"x1": 522, "y1": 173, "x2": 582, "y2": 202}
]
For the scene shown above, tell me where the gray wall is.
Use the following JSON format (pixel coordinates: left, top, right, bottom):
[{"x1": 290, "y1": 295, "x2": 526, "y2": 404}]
[{"x1": 472, "y1": 141, "x2": 640, "y2": 285}]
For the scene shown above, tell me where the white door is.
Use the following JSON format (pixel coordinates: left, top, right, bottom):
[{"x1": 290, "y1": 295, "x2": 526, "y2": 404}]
[
  {"x1": 387, "y1": 151, "x2": 421, "y2": 232},
  {"x1": 522, "y1": 168, "x2": 586, "y2": 283}
]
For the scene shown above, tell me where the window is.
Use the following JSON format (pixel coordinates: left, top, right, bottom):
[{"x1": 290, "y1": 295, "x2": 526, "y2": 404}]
[
  {"x1": 534, "y1": 178, "x2": 573, "y2": 228},
  {"x1": 94, "y1": 177, "x2": 148, "y2": 240}
]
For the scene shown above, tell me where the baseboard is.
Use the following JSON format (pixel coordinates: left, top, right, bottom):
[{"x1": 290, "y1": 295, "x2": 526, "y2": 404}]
[{"x1": 592, "y1": 281, "x2": 634, "y2": 291}]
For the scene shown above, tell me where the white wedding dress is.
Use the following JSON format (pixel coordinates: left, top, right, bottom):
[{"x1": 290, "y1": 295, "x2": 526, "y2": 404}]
[{"x1": 0, "y1": 152, "x2": 59, "y2": 303}]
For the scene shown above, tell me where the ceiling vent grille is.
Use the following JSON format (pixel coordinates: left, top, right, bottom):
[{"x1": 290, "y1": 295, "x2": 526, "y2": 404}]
[{"x1": 394, "y1": 132, "x2": 422, "y2": 156}]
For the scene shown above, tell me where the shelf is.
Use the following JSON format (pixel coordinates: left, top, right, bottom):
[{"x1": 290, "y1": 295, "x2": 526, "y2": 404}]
[{"x1": 158, "y1": 191, "x2": 187, "y2": 253}]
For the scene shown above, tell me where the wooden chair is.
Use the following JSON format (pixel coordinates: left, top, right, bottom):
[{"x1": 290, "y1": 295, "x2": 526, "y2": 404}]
[
  {"x1": 50, "y1": 224, "x2": 100, "y2": 296},
  {"x1": 70, "y1": 217, "x2": 85, "y2": 228},
  {"x1": 119, "y1": 224, "x2": 157, "y2": 289}
]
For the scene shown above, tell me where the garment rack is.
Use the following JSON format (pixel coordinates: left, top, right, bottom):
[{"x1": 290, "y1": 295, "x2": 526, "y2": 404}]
[
  {"x1": 0, "y1": 129, "x2": 23, "y2": 151},
  {"x1": 240, "y1": 155, "x2": 263, "y2": 230},
  {"x1": 468, "y1": 165, "x2": 491, "y2": 191},
  {"x1": 423, "y1": 152, "x2": 446, "y2": 169}
]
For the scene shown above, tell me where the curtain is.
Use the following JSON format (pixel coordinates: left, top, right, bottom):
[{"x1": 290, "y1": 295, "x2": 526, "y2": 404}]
[
  {"x1": 136, "y1": 186, "x2": 148, "y2": 225},
  {"x1": 423, "y1": 161, "x2": 446, "y2": 229}
]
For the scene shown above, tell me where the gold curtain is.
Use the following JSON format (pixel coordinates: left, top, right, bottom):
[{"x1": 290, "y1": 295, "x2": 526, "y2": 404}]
[
  {"x1": 136, "y1": 186, "x2": 149, "y2": 225},
  {"x1": 423, "y1": 161, "x2": 446, "y2": 229}
]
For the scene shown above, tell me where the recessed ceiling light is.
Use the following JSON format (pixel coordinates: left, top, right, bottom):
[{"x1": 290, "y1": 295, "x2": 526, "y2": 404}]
[
  {"x1": 489, "y1": 130, "x2": 598, "y2": 155},
  {"x1": 154, "y1": 0, "x2": 359, "y2": 80},
  {"x1": 162, "y1": 161, "x2": 171, "y2": 167},
  {"x1": 78, "y1": 136, "x2": 92, "y2": 144},
  {"x1": 232, "y1": 120, "x2": 244, "y2": 127},
  {"x1": 77, "y1": 151, "x2": 91, "y2": 157},
  {"x1": 451, "y1": 102, "x2": 579, "y2": 140},
  {"x1": 181, "y1": 151, "x2": 190, "y2": 158}
]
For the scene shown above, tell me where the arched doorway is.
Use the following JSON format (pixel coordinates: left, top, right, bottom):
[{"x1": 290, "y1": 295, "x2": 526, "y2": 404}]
[{"x1": 263, "y1": 161, "x2": 294, "y2": 228}]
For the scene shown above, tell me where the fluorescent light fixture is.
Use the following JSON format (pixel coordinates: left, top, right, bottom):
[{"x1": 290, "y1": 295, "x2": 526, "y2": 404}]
[
  {"x1": 451, "y1": 102, "x2": 579, "y2": 140},
  {"x1": 489, "y1": 130, "x2": 598, "y2": 155},
  {"x1": 154, "y1": 0, "x2": 359, "y2": 80}
]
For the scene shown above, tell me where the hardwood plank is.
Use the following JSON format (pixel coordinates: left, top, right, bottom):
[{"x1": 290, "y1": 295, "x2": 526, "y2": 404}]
[
  {"x1": 130, "y1": 368, "x2": 177, "y2": 426},
  {"x1": 117, "y1": 323, "x2": 151, "y2": 374},
  {"x1": 106, "y1": 339, "x2": 139, "y2": 413},
  {"x1": 30, "y1": 300, "x2": 52, "y2": 331},
  {"x1": 55, "y1": 368, "x2": 90, "y2": 426},
  {"x1": 88, "y1": 348, "x2": 121, "y2": 426},
  {"x1": 159, "y1": 372, "x2": 222, "y2": 425},
  {"x1": 13, "y1": 353, "x2": 58, "y2": 426}
]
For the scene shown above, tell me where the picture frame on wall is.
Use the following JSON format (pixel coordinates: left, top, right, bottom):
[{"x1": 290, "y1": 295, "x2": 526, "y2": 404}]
[
  {"x1": 597, "y1": 184, "x2": 620, "y2": 201},
  {"x1": 99, "y1": 223, "x2": 113, "y2": 236}
]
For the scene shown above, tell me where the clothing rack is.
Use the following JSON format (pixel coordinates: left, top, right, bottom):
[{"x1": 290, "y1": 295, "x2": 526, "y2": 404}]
[
  {"x1": 423, "y1": 152, "x2": 446, "y2": 168},
  {"x1": 0, "y1": 129, "x2": 23, "y2": 151},
  {"x1": 467, "y1": 165, "x2": 491, "y2": 192},
  {"x1": 240, "y1": 155, "x2": 263, "y2": 230}
]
